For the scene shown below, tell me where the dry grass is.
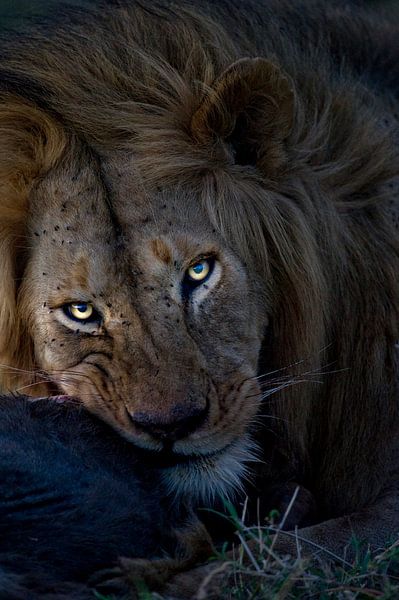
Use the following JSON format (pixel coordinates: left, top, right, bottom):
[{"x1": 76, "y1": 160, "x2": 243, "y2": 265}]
[
  {"x1": 188, "y1": 499, "x2": 399, "y2": 600},
  {"x1": 94, "y1": 498, "x2": 399, "y2": 599}
]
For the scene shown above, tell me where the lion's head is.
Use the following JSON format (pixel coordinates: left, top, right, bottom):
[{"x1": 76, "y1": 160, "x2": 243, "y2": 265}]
[{"x1": 0, "y1": 2, "x2": 398, "y2": 511}]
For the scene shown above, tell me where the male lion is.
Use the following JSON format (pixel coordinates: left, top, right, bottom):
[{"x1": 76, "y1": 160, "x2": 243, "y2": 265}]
[{"x1": 0, "y1": 0, "x2": 398, "y2": 566}]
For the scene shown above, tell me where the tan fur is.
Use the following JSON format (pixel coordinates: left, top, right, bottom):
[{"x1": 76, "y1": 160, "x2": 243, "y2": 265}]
[
  {"x1": 0, "y1": 95, "x2": 67, "y2": 390},
  {"x1": 0, "y1": 0, "x2": 398, "y2": 558}
]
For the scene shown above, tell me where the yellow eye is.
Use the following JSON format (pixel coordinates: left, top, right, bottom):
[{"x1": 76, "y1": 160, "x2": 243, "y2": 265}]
[
  {"x1": 187, "y1": 259, "x2": 211, "y2": 282},
  {"x1": 68, "y1": 302, "x2": 94, "y2": 321}
]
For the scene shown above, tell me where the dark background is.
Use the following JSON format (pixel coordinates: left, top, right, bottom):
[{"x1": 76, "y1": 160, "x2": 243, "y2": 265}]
[
  {"x1": 0, "y1": 1, "x2": 91, "y2": 27},
  {"x1": 0, "y1": 0, "x2": 397, "y2": 28}
]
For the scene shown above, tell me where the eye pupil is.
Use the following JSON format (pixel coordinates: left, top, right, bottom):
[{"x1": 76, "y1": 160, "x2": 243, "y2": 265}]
[
  {"x1": 75, "y1": 303, "x2": 87, "y2": 312},
  {"x1": 193, "y1": 263, "x2": 204, "y2": 274}
]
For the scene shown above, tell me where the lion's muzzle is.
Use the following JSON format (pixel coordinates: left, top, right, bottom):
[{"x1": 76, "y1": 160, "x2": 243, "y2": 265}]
[{"x1": 127, "y1": 403, "x2": 208, "y2": 443}]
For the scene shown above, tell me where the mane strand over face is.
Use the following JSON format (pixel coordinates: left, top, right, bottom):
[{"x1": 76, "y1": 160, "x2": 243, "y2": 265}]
[{"x1": 0, "y1": 95, "x2": 67, "y2": 389}]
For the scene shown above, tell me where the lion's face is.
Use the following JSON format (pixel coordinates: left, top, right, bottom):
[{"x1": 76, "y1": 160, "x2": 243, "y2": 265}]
[{"x1": 21, "y1": 153, "x2": 267, "y2": 500}]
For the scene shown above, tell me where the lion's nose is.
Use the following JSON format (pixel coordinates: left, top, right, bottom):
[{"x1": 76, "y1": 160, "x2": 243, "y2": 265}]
[{"x1": 129, "y1": 404, "x2": 208, "y2": 441}]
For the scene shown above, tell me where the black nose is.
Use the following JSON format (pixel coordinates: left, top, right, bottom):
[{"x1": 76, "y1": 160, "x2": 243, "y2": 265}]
[{"x1": 129, "y1": 405, "x2": 208, "y2": 442}]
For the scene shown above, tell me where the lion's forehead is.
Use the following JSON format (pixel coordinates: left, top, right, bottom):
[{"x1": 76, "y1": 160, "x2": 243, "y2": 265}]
[
  {"x1": 102, "y1": 157, "x2": 217, "y2": 242},
  {"x1": 30, "y1": 157, "x2": 228, "y2": 289}
]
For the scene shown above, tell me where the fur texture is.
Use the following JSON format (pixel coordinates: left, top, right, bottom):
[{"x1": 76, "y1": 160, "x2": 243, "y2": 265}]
[
  {"x1": 0, "y1": 0, "x2": 398, "y2": 557},
  {"x1": 0, "y1": 394, "x2": 212, "y2": 598}
]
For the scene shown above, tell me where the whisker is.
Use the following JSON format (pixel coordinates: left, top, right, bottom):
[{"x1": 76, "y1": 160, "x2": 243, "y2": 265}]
[
  {"x1": 256, "y1": 361, "x2": 346, "y2": 383},
  {"x1": 0, "y1": 363, "x2": 47, "y2": 377},
  {"x1": 14, "y1": 380, "x2": 54, "y2": 394}
]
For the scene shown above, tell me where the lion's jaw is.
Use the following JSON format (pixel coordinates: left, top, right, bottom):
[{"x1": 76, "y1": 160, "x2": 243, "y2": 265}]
[
  {"x1": 19, "y1": 154, "x2": 267, "y2": 503},
  {"x1": 161, "y1": 435, "x2": 260, "y2": 504}
]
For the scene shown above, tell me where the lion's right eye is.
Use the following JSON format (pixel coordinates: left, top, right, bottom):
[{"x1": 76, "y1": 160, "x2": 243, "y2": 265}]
[{"x1": 63, "y1": 302, "x2": 101, "y2": 324}]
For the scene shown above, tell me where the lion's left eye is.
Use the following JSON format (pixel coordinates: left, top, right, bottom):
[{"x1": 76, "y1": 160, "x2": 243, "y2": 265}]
[
  {"x1": 184, "y1": 258, "x2": 214, "y2": 290},
  {"x1": 63, "y1": 302, "x2": 101, "y2": 323},
  {"x1": 187, "y1": 260, "x2": 210, "y2": 281}
]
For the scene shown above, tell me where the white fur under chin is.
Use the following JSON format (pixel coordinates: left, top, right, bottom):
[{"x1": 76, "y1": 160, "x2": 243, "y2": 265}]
[{"x1": 162, "y1": 435, "x2": 259, "y2": 507}]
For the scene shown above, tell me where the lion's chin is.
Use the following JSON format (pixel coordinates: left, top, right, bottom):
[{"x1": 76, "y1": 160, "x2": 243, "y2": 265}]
[{"x1": 160, "y1": 435, "x2": 260, "y2": 507}]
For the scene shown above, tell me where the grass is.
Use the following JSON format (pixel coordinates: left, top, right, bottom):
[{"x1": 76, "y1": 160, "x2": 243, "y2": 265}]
[
  {"x1": 95, "y1": 540, "x2": 399, "y2": 600},
  {"x1": 93, "y1": 500, "x2": 399, "y2": 599},
  {"x1": 187, "y1": 500, "x2": 399, "y2": 600},
  {"x1": 204, "y1": 536, "x2": 399, "y2": 599}
]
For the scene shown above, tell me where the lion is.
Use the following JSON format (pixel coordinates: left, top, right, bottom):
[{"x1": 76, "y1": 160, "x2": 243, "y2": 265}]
[{"x1": 0, "y1": 0, "x2": 398, "y2": 568}]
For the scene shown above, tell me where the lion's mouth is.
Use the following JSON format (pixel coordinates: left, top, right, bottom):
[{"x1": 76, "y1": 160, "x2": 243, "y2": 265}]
[
  {"x1": 41, "y1": 394, "x2": 258, "y2": 503},
  {"x1": 43, "y1": 394, "x2": 258, "y2": 501},
  {"x1": 125, "y1": 435, "x2": 259, "y2": 505},
  {"x1": 159, "y1": 435, "x2": 260, "y2": 504},
  {"x1": 130, "y1": 441, "x2": 225, "y2": 469}
]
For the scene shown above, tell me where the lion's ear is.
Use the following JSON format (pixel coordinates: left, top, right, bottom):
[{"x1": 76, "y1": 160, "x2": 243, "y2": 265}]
[
  {"x1": 0, "y1": 95, "x2": 66, "y2": 383},
  {"x1": 191, "y1": 58, "x2": 295, "y2": 175}
]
